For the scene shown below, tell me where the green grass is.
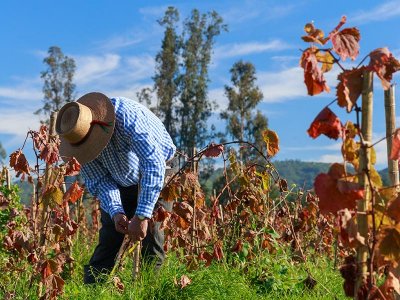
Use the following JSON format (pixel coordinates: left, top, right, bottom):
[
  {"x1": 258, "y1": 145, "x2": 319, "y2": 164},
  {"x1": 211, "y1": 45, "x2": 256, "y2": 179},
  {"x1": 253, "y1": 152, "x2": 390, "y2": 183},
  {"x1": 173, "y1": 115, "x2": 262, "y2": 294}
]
[
  {"x1": 1, "y1": 238, "x2": 346, "y2": 300},
  {"x1": 59, "y1": 239, "x2": 346, "y2": 300}
]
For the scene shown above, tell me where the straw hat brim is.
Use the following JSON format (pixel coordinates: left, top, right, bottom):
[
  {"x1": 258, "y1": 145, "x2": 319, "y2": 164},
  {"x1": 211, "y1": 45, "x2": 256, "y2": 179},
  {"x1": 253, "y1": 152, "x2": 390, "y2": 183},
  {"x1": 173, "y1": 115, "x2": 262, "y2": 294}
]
[{"x1": 58, "y1": 92, "x2": 115, "y2": 164}]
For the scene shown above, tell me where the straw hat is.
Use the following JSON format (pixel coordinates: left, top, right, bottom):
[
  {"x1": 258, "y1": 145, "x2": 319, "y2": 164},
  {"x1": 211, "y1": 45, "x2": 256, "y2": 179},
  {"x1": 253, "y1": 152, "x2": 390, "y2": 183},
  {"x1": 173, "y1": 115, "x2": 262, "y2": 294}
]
[{"x1": 56, "y1": 92, "x2": 115, "y2": 164}]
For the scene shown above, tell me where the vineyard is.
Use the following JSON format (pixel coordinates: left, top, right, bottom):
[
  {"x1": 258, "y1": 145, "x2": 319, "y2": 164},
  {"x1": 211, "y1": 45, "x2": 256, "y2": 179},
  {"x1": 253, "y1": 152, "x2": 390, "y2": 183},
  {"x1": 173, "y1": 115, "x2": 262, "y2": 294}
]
[{"x1": 1, "y1": 11, "x2": 400, "y2": 300}]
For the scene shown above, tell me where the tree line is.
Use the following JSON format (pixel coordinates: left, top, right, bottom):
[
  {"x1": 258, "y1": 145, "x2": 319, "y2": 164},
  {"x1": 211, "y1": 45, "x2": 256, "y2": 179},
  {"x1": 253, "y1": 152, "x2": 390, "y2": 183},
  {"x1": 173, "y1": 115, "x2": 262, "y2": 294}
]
[{"x1": 30, "y1": 6, "x2": 268, "y2": 162}]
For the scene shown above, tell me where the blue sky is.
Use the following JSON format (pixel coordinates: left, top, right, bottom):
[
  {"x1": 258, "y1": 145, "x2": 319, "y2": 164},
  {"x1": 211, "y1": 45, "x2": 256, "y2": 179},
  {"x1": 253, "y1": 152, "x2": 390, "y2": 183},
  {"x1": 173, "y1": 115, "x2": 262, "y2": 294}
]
[{"x1": 1, "y1": 0, "x2": 400, "y2": 169}]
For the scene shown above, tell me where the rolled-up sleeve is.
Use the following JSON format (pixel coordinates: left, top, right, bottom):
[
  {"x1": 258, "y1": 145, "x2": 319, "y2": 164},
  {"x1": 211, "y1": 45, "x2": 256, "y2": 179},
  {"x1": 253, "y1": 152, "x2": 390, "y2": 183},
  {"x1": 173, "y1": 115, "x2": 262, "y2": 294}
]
[{"x1": 81, "y1": 159, "x2": 124, "y2": 218}]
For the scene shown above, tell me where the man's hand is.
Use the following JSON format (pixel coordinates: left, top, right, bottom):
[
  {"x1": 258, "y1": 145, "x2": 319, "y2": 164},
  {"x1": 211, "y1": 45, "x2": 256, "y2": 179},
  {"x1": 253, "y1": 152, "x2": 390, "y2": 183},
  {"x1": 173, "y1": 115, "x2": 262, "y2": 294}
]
[
  {"x1": 113, "y1": 213, "x2": 129, "y2": 234},
  {"x1": 128, "y1": 215, "x2": 149, "y2": 242}
]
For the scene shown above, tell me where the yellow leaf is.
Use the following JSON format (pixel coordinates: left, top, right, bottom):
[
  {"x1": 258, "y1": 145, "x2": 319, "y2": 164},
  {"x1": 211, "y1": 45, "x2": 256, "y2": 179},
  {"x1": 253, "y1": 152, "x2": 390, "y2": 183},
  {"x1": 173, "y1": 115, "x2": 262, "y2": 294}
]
[
  {"x1": 316, "y1": 51, "x2": 335, "y2": 73},
  {"x1": 42, "y1": 186, "x2": 63, "y2": 208}
]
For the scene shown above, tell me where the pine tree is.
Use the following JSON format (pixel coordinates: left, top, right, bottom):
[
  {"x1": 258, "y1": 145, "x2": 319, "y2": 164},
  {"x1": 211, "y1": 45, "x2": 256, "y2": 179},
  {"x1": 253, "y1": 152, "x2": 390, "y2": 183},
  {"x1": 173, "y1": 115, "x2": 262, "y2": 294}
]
[
  {"x1": 179, "y1": 9, "x2": 227, "y2": 153},
  {"x1": 221, "y1": 60, "x2": 268, "y2": 161},
  {"x1": 154, "y1": 7, "x2": 181, "y2": 142},
  {"x1": 35, "y1": 46, "x2": 76, "y2": 124}
]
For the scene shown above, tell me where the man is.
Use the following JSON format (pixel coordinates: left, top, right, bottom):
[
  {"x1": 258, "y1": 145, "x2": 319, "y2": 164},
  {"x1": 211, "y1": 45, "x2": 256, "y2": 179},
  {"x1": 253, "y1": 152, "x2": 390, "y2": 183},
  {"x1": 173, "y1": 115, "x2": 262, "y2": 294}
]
[{"x1": 55, "y1": 92, "x2": 177, "y2": 284}]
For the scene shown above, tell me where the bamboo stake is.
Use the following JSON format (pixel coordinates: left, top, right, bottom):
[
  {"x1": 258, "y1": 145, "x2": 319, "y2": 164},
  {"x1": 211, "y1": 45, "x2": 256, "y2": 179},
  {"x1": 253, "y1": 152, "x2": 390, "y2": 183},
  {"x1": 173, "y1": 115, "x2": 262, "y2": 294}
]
[
  {"x1": 384, "y1": 85, "x2": 399, "y2": 187},
  {"x1": 132, "y1": 241, "x2": 141, "y2": 279},
  {"x1": 356, "y1": 71, "x2": 373, "y2": 295}
]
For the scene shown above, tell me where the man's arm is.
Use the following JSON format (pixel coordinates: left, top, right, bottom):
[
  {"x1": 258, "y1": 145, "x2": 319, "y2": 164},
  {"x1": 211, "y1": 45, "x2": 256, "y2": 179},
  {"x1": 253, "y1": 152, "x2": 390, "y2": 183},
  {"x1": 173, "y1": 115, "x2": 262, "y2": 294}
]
[{"x1": 81, "y1": 159, "x2": 125, "y2": 219}]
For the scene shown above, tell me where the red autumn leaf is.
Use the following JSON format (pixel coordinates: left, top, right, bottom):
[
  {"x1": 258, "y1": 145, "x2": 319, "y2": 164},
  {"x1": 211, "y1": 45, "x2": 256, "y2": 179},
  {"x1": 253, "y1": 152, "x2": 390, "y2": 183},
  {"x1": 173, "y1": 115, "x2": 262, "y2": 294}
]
[
  {"x1": 63, "y1": 181, "x2": 83, "y2": 204},
  {"x1": 337, "y1": 179, "x2": 364, "y2": 199},
  {"x1": 336, "y1": 67, "x2": 364, "y2": 112},
  {"x1": 40, "y1": 140, "x2": 60, "y2": 164},
  {"x1": 32, "y1": 125, "x2": 48, "y2": 152},
  {"x1": 65, "y1": 157, "x2": 81, "y2": 176},
  {"x1": 213, "y1": 241, "x2": 224, "y2": 261},
  {"x1": 153, "y1": 205, "x2": 170, "y2": 222},
  {"x1": 263, "y1": 129, "x2": 280, "y2": 157},
  {"x1": 307, "y1": 107, "x2": 343, "y2": 140},
  {"x1": 368, "y1": 271, "x2": 400, "y2": 299},
  {"x1": 173, "y1": 201, "x2": 193, "y2": 222},
  {"x1": 161, "y1": 178, "x2": 180, "y2": 202},
  {"x1": 387, "y1": 195, "x2": 400, "y2": 223},
  {"x1": 9, "y1": 149, "x2": 30, "y2": 176},
  {"x1": 314, "y1": 163, "x2": 361, "y2": 214},
  {"x1": 198, "y1": 251, "x2": 213, "y2": 266},
  {"x1": 300, "y1": 48, "x2": 330, "y2": 96},
  {"x1": 338, "y1": 209, "x2": 365, "y2": 248},
  {"x1": 43, "y1": 274, "x2": 65, "y2": 298},
  {"x1": 330, "y1": 27, "x2": 360, "y2": 61},
  {"x1": 368, "y1": 47, "x2": 400, "y2": 90},
  {"x1": 390, "y1": 128, "x2": 400, "y2": 160},
  {"x1": 378, "y1": 224, "x2": 400, "y2": 262},
  {"x1": 203, "y1": 142, "x2": 224, "y2": 158}
]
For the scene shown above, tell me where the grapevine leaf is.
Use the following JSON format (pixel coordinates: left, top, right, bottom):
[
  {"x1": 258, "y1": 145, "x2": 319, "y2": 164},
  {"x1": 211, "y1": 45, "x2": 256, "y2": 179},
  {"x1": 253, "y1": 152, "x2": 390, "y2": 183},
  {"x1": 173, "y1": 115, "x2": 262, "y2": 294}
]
[
  {"x1": 173, "y1": 201, "x2": 193, "y2": 222},
  {"x1": 161, "y1": 177, "x2": 180, "y2": 202},
  {"x1": 42, "y1": 186, "x2": 63, "y2": 208},
  {"x1": 9, "y1": 149, "x2": 30, "y2": 176},
  {"x1": 63, "y1": 181, "x2": 83, "y2": 204},
  {"x1": 307, "y1": 107, "x2": 343, "y2": 140},
  {"x1": 262, "y1": 129, "x2": 280, "y2": 157},
  {"x1": 301, "y1": 23, "x2": 328, "y2": 45},
  {"x1": 203, "y1": 142, "x2": 224, "y2": 158},
  {"x1": 341, "y1": 138, "x2": 359, "y2": 169},
  {"x1": 64, "y1": 157, "x2": 81, "y2": 176},
  {"x1": 336, "y1": 68, "x2": 364, "y2": 112},
  {"x1": 314, "y1": 163, "x2": 362, "y2": 214},
  {"x1": 213, "y1": 241, "x2": 224, "y2": 261},
  {"x1": 300, "y1": 48, "x2": 331, "y2": 95},
  {"x1": 390, "y1": 128, "x2": 400, "y2": 160},
  {"x1": 387, "y1": 196, "x2": 400, "y2": 223},
  {"x1": 338, "y1": 209, "x2": 365, "y2": 248},
  {"x1": 379, "y1": 224, "x2": 400, "y2": 262},
  {"x1": 40, "y1": 139, "x2": 60, "y2": 164},
  {"x1": 316, "y1": 51, "x2": 335, "y2": 73},
  {"x1": 368, "y1": 47, "x2": 400, "y2": 90},
  {"x1": 330, "y1": 27, "x2": 360, "y2": 61}
]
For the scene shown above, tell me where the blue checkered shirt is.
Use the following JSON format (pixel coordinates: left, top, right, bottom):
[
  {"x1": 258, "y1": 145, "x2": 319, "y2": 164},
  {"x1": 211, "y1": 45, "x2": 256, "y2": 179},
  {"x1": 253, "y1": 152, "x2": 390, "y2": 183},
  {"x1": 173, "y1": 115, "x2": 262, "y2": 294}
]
[{"x1": 81, "y1": 97, "x2": 176, "y2": 219}]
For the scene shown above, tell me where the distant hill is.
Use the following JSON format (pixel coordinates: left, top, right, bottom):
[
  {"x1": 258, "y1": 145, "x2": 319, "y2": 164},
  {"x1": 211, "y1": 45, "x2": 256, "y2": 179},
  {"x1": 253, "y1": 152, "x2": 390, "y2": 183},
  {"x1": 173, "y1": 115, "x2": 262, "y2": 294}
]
[
  {"x1": 13, "y1": 161, "x2": 393, "y2": 205},
  {"x1": 272, "y1": 160, "x2": 330, "y2": 190}
]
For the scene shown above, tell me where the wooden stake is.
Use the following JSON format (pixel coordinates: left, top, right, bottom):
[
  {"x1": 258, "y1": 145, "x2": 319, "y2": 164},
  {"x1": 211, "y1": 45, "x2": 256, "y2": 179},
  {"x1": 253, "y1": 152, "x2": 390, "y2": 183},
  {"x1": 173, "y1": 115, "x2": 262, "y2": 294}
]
[
  {"x1": 356, "y1": 70, "x2": 373, "y2": 294},
  {"x1": 384, "y1": 85, "x2": 399, "y2": 187}
]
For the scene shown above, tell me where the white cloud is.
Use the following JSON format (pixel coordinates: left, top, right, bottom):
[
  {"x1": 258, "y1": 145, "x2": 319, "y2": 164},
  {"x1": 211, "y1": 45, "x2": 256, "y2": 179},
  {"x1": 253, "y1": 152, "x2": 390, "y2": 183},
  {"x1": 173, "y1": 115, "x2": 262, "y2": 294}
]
[
  {"x1": 0, "y1": 86, "x2": 42, "y2": 101},
  {"x1": 351, "y1": 1, "x2": 400, "y2": 24},
  {"x1": 258, "y1": 67, "x2": 307, "y2": 102},
  {"x1": 139, "y1": 5, "x2": 168, "y2": 17},
  {"x1": 222, "y1": 2, "x2": 297, "y2": 24},
  {"x1": 214, "y1": 40, "x2": 290, "y2": 60},
  {"x1": 125, "y1": 54, "x2": 156, "y2": 81},
  {"x1": 208, "y1": 88, "x2": 228, "y2": 112},
  {"x1": 0, "y1": 110, "x2": 41, "y2": 136},
  {"x1": 75, "y1": 54, "x2": 121, "y2": 85}
]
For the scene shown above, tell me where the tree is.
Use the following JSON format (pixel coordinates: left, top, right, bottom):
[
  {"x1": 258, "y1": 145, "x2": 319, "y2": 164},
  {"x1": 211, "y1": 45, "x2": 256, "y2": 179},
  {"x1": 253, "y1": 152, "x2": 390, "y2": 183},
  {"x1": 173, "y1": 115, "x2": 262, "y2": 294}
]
[
  {"x1": 178, "y1": 9, "x2": 227, "y2": 153},
  {"x1": 35, "y1": 46, "x2": 76, "y2": 124},
  {"x1": 221, "y1": 61, "x2": 267, "y2": 161},
  {"x1": 154, "y1": 7, "x2": 181, "y2": 143}
]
